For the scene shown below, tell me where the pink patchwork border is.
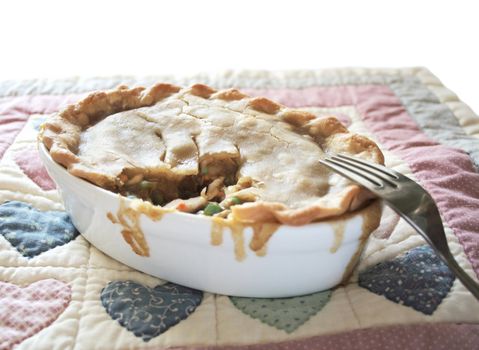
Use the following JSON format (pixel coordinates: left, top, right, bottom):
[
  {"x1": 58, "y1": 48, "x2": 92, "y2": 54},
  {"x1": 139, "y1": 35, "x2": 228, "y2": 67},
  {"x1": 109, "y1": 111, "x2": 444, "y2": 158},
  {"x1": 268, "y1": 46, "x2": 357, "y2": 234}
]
[{"x1": 147, "y1": 323, "x2": 478, "y2": 350}]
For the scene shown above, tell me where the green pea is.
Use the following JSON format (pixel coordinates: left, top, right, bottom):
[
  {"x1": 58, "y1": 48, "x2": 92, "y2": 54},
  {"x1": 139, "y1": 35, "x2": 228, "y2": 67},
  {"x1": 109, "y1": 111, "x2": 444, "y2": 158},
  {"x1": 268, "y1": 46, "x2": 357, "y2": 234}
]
[
  {"x1": 204, "y1": 202, "x2": 223, "y2": 216},
  {"x1": 139, "y1": 181, "x2": 154, "y2": 190},
  {"x1": 201, "y1": 166, "x2": 209, "y2": 175},
  {"x1": 231, "y1": 196, "x2": 242, "y2": 205}
]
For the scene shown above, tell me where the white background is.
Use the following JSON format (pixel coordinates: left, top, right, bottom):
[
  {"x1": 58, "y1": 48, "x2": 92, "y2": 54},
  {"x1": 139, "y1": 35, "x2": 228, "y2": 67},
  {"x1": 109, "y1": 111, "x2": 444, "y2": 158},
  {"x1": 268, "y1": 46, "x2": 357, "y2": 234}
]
[{"x1": 0, "y1": 0, "x2": 477, "y2": 113}]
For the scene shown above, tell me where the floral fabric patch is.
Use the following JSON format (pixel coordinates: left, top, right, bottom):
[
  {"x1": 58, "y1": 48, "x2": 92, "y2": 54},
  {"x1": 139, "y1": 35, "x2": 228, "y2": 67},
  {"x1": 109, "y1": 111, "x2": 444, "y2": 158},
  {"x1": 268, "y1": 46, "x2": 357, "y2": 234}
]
[{"x1": 101, "y1": 281, "x2": 203, "y2": 341}]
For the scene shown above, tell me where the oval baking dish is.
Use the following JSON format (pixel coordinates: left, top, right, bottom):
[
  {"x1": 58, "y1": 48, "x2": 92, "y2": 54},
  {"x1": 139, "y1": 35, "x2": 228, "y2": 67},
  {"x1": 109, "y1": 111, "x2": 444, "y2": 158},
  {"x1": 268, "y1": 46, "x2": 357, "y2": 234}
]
[{"x1": 39, "y1": 142, "x2": 380, "y2": 297}]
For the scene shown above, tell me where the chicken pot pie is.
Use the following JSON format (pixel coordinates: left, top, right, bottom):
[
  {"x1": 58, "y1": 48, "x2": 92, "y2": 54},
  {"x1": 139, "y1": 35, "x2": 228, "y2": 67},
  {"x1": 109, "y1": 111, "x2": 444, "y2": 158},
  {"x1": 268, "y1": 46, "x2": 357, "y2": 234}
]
[{"x1": 40, "y1": 83, "x2": 384, "y2": 226}]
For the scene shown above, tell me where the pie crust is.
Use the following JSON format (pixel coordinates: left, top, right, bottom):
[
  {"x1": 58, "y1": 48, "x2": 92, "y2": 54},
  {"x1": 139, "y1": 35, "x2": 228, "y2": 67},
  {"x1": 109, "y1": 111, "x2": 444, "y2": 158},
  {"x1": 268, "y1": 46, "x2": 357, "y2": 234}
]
[{"x1": 40, "y1": 83, "x2": 384, "y2": 226}]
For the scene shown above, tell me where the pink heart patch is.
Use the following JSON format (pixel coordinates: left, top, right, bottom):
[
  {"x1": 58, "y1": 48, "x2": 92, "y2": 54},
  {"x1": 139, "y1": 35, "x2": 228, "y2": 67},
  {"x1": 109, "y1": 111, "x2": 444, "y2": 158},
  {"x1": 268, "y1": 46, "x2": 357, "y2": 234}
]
[
  {"x1": 14, "y1": 146, "x2": 56, "y2": 190},
  {"x1": 0, "y1": 279, "x2": 71, "y2": 349}
]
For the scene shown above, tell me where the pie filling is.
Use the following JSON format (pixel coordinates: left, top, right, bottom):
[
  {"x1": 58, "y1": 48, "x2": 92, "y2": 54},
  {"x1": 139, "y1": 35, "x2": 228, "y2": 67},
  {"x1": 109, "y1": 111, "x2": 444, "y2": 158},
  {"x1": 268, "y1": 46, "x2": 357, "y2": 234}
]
[{"x1": 118, "y1": 157, "x2": 247, "y2": 217}]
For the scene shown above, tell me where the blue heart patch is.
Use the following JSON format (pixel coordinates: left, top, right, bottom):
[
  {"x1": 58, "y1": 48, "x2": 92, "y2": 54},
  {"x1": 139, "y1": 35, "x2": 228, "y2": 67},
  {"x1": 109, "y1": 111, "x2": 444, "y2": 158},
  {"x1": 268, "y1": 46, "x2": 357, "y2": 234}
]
[
  {"x1": 359, "y1": 245, "x2": 455, "y2": 315},
  {"x1": 101, "y1": 281, "x2": 203, "y2": 341},
  {"x1": 0, "y1": 201, "x2": 79, "y2": 258}
]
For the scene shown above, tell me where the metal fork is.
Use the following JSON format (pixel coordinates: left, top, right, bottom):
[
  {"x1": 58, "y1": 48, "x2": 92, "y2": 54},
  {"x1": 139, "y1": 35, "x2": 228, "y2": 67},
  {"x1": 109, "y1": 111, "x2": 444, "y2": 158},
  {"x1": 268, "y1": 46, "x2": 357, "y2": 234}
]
[{"x1": 319, "y1": 153, "x2": 479, "y2": 300}]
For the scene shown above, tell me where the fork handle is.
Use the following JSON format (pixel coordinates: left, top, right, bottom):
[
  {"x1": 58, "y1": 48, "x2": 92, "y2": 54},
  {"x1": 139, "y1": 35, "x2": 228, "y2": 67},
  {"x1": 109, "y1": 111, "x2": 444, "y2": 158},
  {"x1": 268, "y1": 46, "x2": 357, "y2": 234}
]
[{"x1": 438, "y1": 250, "x2": 479, "y2": 301}]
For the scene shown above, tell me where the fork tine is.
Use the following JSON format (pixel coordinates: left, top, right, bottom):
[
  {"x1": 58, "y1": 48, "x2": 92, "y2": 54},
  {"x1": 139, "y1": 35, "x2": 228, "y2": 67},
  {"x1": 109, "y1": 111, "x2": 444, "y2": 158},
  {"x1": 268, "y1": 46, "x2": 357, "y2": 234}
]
[
  {"x1": 335, "y1": 153, "x2": 400, "y2": 179},
  {"x1": 319, "y1": 158, "x2": 383, "y2": 188},
  {"x1": 330, "y1": 155, "x2": 399, "y2": 188}
]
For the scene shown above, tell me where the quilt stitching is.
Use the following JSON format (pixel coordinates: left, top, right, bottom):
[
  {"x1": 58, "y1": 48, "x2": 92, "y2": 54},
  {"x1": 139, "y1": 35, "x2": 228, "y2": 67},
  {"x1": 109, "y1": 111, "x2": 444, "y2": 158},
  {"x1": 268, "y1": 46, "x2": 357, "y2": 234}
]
[
  {"x1": 100, "y1": 281, "x2": 203, "y2": 342},
  {"x1": 358, "y1": 245, "x2": 456, "y2": 314},
  {"x1": 0, "y1": 69, "x2": 478, "y2": 349},
  {"x1": 0, "y1": 279, "x2": 72, "y2": 349},
  {"x1": 0, "y1": 201, "x2": 79, "y2": 258},
  {"x1": 229, "y1": 290, "x2": 332, "y2": 333}
]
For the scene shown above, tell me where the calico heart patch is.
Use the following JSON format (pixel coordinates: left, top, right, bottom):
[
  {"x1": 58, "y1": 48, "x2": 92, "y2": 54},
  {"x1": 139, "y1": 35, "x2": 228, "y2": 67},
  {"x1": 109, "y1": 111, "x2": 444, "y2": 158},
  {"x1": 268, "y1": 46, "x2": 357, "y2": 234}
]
[
  {"x1": 230, "y1": 290, "x2": 331, "y2": 333},
  {"x1": 0, "y1": 279, "x2": 71, "y2": 349},
  {"x1": 101, "y1": 281, "x2": 203, "y2": 341},
  {"x1": 359, "y1": 245, "x2": 455, "y2": 315},
  {"x1": 0, "y1": 201, "x2": 79, "y2": 258}
]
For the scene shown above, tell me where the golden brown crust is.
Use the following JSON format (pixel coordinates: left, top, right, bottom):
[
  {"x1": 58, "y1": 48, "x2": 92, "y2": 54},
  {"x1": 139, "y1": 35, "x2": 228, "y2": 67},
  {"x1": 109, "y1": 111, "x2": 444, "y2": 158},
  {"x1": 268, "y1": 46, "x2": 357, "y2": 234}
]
[
  {"x1": 247, "y1": 97, "x2": 282, "y2": 114},
  {"x1": 40, "y1": 83, "x2": 181, "y2": 171},
  {"x1": 40, "y1": 83, "x2": 384, "y2": 225},
  {"x1": 307, "y1": 116, "x2": 349, "y2": 138},
  {"x1": 141, "y1": 83, "x2": 181, "y2": 104},
  {"x1": 212, "y1": 88, "x2": 248, "y2": 101},
  {"x1": 279, "y1": 110, "x2": 316, "y2": 127},
  {"x1": 231, "y1": 185, "x2": 364, "y2": 226},
  {"x1": 189, "y1": 84, "x2": 217, "y2": 98},
  {"x1": 324, "y1": 133, "x2": 385, "y2": 165}
]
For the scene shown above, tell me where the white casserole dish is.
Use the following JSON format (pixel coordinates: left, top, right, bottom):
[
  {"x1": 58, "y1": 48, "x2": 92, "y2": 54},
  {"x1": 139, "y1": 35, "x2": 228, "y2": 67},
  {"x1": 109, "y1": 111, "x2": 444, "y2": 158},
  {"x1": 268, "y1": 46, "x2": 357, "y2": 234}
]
[{"x1": 39, "y1": 143, "x2": 380, "y2": 297}]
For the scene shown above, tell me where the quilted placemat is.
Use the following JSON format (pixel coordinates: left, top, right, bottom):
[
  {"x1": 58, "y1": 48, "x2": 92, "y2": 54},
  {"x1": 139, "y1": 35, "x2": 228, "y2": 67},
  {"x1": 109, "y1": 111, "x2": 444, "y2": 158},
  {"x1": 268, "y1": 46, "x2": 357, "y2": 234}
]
[{"x1": 1, "y1": 68, "x2": 479, "y2": 350}]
